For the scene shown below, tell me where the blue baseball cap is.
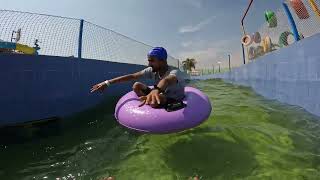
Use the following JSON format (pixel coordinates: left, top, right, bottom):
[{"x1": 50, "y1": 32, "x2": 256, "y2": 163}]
[{"x1": 147, "y1": 47, "x2": 167, "y2": 61}]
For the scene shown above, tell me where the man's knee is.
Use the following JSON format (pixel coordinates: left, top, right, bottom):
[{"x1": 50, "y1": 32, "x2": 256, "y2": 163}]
[
  {"x1": 133, "y1": 82, "x2": 149, "y2": 96},
  {"x1": 132, "y1": 82, "x2": 144, "y2": 92}
]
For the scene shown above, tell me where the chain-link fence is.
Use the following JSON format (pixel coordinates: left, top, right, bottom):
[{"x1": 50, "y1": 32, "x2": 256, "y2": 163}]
[
  {"x1": 241, "y1": 0, "x2": 320, "y2": 61},
  {"x1": 0, "y1": 10, "x2": 179, "y2": 67},
  {"x1": 0, "y1": 10, "x2": 80, "y2": 57}
]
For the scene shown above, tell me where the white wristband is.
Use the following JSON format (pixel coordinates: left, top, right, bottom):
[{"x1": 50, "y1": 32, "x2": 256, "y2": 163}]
[{"x1": 104, "y1": 80, "x2": 111, "y2": 87}]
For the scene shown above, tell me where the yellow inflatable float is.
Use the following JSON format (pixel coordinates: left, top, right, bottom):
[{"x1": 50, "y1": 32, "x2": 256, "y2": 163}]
[{"x1": 16, "y1": 43, "x2": 36, "y2": 55}]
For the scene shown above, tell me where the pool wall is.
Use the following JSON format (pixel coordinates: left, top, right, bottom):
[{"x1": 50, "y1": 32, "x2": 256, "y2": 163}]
[{"x1": 192, "y1": 33, "x2": 320, "y2": 117}]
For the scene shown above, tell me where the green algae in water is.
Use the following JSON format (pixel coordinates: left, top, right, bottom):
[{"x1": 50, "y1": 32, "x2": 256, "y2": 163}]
[{"x1": 0, "y1": 79, "x2": 319, "y2": 180}]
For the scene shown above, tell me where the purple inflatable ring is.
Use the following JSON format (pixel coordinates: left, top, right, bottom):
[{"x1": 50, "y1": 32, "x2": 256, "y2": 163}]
[{"x1": 114, "y1": 87, "x2": 212, "y2": 134}]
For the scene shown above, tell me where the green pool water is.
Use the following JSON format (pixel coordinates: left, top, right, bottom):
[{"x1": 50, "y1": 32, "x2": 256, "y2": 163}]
[{"x1": 1, "y1": 79, "x2": 320, "y2": 180}]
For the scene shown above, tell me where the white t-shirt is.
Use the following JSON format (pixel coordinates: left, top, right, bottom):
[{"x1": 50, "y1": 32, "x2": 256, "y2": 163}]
[{"x1": 140, "y1": 66, "x2": 185, "y2": 100}]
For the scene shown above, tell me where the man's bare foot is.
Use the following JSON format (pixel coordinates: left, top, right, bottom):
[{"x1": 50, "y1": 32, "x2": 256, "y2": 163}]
[
  {"x1": 103, "y1": 177, "x2": 115, "y2": 180},
  {"x1": 188, "y1": 175, "x2": 200, "y2": 180}
]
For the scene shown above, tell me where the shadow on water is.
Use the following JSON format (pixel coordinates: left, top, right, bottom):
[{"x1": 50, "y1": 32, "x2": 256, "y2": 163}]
[
  {"x1": 263, "y1": 101, "x2": 320, "y2": 178},
  {"x1": 164, "y1": 134, "x2": 258, "y2": 179},
  {"x1": 0, "y1": 95, "x2": 120, "y2": 145},
  {"x1": 0, "y1": 95, "x2": 144, "y2": 180},
  {"x1": 213, "y1": 79, "x2": 320, "y2": 177},
  {"x1": 189, "y1": 79, "x2": 320, "y2": 178}
]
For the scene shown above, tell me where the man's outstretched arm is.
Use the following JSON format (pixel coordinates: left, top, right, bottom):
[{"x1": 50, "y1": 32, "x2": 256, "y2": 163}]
[{"x1": 90, "y1": 71, "x2": 144, "y2": 93}]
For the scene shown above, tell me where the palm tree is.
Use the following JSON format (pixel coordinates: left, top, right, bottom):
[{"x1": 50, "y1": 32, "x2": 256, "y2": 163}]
[{"x1": 182, "y1": 58, "x2": 196, "y2": 71}]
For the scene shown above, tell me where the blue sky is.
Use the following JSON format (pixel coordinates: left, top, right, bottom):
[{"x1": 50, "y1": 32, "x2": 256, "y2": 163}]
[{"x1": 0, "y1": 0, "x2": 284, "y2": 68}]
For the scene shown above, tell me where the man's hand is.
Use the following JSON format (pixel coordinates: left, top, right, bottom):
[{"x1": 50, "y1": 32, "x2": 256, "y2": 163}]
[
  {"x1": 90, "y1": 82, "x2": 107, "y2": 93},
  {"x1": 139, "y1": 89, "x2": 161, "y2": 107}
]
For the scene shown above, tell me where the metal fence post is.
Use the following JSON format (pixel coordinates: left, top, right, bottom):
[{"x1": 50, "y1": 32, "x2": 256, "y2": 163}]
[
  {"x1": 228, "y1": 54, "x2": 231, "y2": 71},
  {"x1": 78, "y1": 19, "x2": 84, "y2": 58},
  {"x1": 242, "y1": 43, "x2": 246, "y2": 64}
]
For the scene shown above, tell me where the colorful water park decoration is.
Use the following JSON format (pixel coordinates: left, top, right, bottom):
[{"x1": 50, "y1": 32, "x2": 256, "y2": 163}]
[
  {"x1": 279, "y1": 31, "x2": 294, "y2": 47},
  {"x1": 248, "y1": 35, "x2": 277, "y2": 59},
  {"x1": 289, "y1": 0, "x2": 310, "y2": 19},
  {"x1": 265, "y1": 10, "x2": 277, "y2": 28},
  {"x1": 255, "y1": 45, "x2": 264, "y2": 57},
  {"x1": 279, "y1": 31, "x2": 304, "y2": 47},
  {"x1": 253, "y1": 32, "x2": 261, "y2": 43},
  {"x1": 248, "y1": 46, "x2": 255, "y2": 59},
  {"x1": 241, "y1": 32, "x2": 263, "y2": 59},
  {"x1": 114, "y1": 87, "x2": 212, "y2": 134},
  {"x1": 283, "y1": 2, "x2": 301, "y2": 42},
  {"x1": 243, "y1": 3, "x2": 307, "y2": 61},
  {"x1": 241, "y1": 0, "x2": 319, "y2": 63},
  {"x1": 0, "y1": 28, "x2": 40, "y2": 55},
  {"x1": 241, "y1": 32, "x2": 262, "y2": 47},
  {"x1": 262, "y1": 36, "x2": 272, "y2": 53},
  {"x1": 0, "y1": 41, "x2": 36, "y2": 55},
  {"x1": 247, "y1": 30, "x2": 306, "y2": 60},
  {"x1": 241, "y1": 34, "x2": 253, "y2": 46},
  {"x1": 308, "y1": 0, "x2": 320, "y2": 20}
]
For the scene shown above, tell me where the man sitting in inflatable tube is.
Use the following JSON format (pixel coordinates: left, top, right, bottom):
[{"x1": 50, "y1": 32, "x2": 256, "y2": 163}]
[{"x1": 90, "y1": 47, "x2": 185, "y2": 110}]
